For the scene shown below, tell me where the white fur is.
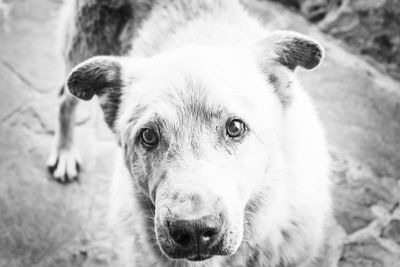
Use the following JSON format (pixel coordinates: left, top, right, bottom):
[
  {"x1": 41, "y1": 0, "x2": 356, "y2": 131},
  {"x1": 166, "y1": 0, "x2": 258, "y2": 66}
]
[
  {"x1": 63, "y1": 0, "x2": 331, "y2": 266},
  {"x1": 114, "y1": 50, "x2": 330, "y2": 266}
]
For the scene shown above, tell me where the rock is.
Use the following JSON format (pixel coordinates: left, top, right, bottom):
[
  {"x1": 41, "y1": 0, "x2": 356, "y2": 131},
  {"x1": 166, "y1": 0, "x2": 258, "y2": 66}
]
[
  {"x1": 382, "y1": 219, "x2": 400, "y2": 245},
  {"x1": 339, "y1": 237, "x2": 400, "y2": 267},
  {"x1": 339, "y1": 213, "x2": 400, "y2": 267},
  {"x1": 267, "y1": 0, "x2": 400, "y2": 81},
  {"x1": 331, "y1": 153, "x2": 400, "y2": 234}
]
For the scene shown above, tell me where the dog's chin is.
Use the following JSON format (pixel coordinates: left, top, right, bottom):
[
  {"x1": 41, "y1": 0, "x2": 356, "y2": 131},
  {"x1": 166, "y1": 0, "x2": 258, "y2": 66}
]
[
  {"x1": 157, "y1": 242, "x2": 238, "y2": 263},
  {"x1": 186, "y1": 254, "x2": 213, "y2": 261},
  {"x1": 158, "y1": 246, "x2": 215, "y2": 262}
]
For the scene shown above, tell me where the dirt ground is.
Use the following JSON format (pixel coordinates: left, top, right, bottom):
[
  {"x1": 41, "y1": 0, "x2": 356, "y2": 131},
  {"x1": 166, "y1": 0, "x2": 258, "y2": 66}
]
[{"x1": 0, "y1": 0, "x2": 400, "y2": 266}]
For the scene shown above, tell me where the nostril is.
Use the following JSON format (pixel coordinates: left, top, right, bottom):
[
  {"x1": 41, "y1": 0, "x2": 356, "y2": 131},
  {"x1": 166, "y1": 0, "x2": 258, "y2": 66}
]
[
  {"x1": 171, "y1": 231, "x2": 192, "y2": 248},
  {"x1": 167, "y1": 216, "x2": 222, "y2": 250},
  {"x1": 202, "y1": 230, "x2": 214, "y2": 242},
  {"x1": 200, "y1": 228, "x2": 219, "y2": 243}
]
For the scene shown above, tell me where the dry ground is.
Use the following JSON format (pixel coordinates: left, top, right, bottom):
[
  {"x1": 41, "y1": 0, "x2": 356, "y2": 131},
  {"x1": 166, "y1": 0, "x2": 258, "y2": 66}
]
[{"x1": 0, "y1": 0, "x2": 400, "y2": 266}]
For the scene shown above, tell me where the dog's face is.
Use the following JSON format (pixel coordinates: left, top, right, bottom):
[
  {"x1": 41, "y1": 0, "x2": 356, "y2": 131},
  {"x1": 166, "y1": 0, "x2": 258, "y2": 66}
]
[
  {"x1": 117, "y1": 46, "x2": 284, "y2": 261},
  {"x1": 67, "y1": 31, "x2": 323, "y2": 262}
]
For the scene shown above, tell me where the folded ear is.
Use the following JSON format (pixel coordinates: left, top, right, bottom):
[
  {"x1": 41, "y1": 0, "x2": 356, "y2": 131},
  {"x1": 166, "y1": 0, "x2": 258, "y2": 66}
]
[
  {"x1": 256, "y1": 31, "x2": 324, "y2": 106},
  {"x1": 67, "y1": 56, "x2": 124, "y2": 130},
  {"x1": 259, "y1": 30, "x2": 324, "y2": 71}
]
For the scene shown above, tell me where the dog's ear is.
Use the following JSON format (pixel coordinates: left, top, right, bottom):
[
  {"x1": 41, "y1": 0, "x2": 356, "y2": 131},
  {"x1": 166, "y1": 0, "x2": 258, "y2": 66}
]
[
  {"x1": 67, "y1": 56, "x2": 124, "y2": 130},
  {"x1": 258, "y1": 30, "x2": 324, "y2": 71},
  {"x1": 256, "y1": 31, "x2": 324, "y2": 105}
]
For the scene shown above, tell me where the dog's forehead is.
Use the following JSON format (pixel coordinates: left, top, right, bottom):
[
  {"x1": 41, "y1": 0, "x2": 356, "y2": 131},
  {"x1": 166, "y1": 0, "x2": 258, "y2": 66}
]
[
  {"x1": 150, "y1": 45, "x2": 246, "y2": 69},
  {"x1": 135, "y1": 45, "x2": 261, "y2": 88},
  {"x1": 119, "y1": 45, "x2": 279, "y2": 132},
  {"x1": 132, "y1": 76, "x2": 226, "y2": 127}
]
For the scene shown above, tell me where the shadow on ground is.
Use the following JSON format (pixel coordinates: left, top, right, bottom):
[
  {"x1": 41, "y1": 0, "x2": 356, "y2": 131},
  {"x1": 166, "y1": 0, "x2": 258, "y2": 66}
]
[{"x1": 0, "y1": 0, "x2": 400, "y2": 266}]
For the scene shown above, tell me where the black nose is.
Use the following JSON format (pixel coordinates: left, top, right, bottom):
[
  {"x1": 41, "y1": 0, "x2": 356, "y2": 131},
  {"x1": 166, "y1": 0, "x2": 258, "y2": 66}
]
[{"x1": 168, "y1": 215, "x2": 221, "y2": 251}]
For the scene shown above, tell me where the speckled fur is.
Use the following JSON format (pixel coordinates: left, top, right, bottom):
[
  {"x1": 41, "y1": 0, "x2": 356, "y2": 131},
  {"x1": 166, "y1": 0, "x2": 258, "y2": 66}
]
[{"x1": 59, "y1": 0, "x2": 153, "y2": 67}]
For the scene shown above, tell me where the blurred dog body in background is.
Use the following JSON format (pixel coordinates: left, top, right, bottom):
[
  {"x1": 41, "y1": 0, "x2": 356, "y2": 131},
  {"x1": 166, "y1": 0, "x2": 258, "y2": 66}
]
[{"x1": 48, "y1": 0, "x2": 331, "y2": 266}]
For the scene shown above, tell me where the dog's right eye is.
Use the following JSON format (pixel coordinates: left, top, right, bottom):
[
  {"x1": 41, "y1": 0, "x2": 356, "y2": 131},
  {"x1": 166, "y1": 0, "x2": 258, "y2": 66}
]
[
  {"x1": 140, "y1": 128, "x2": 159, "y2": 147},
  {"x1": 226, "y1": 119, "x2": 246, "y2": 138}
]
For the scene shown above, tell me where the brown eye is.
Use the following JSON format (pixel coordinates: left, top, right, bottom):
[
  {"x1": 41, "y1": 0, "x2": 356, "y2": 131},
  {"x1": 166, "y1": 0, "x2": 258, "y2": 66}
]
[
  {"x1": 226, "y1": 119, "x2": 246, "y2": 138},
  {"x1": 141, "y1": 128, "x2": 159, "y2": 146}
]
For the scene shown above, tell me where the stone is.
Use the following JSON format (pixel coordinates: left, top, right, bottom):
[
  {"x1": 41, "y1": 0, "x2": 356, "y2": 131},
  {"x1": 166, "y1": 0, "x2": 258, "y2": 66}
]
[
  {"x1": 339, "y1": 237, "x2": 400, "y2": 267},
  {"x1": 267, "y1": 0, "x2": 400, "y2": 81},
  {"x1": 382, "y1": 219, "x2": 400, "y2": 245}
]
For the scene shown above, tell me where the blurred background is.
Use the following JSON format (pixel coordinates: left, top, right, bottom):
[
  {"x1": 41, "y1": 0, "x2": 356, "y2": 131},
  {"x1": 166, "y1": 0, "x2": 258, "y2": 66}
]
[{"x1": 0, "y1": 0, "x2": 399, "y2": 266}]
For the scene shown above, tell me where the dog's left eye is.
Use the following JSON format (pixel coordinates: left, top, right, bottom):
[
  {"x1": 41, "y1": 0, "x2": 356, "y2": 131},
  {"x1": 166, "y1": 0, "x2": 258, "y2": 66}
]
[{"x1": 226, "y1": 119, "x2": 246, "y2": 138}]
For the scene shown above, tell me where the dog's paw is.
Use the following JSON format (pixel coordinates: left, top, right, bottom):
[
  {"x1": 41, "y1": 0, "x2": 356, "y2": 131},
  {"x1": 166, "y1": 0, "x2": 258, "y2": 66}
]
[{"x1": 47, "y1": 147, "x2": 81, "y2": 183}]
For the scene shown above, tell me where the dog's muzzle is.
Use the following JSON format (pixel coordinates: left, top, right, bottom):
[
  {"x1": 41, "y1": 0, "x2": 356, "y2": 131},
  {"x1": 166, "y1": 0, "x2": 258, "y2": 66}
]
[{"x1": 161, "y1": 215, "x2": 226, "y2": 261}]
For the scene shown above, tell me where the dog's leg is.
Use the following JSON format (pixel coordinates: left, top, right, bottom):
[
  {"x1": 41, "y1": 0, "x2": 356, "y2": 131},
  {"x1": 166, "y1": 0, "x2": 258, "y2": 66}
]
[
  {"x1": 47, "y1": 83, "x2": 81, "y2": 182},
  {"x1": 47, "y1": 0, "x2": 151, "y2": 182}
]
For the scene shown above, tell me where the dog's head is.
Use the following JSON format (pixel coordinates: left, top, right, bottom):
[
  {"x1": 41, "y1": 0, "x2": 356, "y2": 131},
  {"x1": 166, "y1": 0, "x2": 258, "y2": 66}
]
[{"x1": 67, "y1": 31, "x2": 323, "y2": 262}]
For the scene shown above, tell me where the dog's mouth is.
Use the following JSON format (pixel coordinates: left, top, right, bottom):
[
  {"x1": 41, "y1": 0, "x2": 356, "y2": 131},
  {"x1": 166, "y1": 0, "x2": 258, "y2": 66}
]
[
  {"x1": 163, "y1": 250, "x2": 222, "y2": 262},
  {"x1": 159, "y1": 239, "x2": 227, "y2": 261},
  {"x1": 187, "y1": 254, "x2": 212, "y2": 261}
]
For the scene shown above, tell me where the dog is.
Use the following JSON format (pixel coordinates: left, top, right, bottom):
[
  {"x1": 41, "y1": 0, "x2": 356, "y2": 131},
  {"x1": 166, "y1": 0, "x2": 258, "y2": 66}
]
[{"x1": 47, "y1": 0, "x2": 332, "y2": 266}]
